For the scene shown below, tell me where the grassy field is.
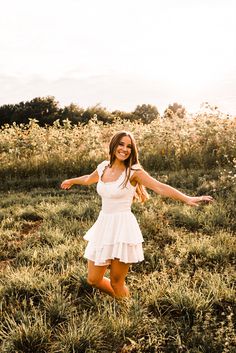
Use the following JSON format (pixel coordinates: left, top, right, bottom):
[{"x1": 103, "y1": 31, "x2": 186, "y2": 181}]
[
  {"x1": 0, "y1": 115, "x2": 236, "y2": 352},
  {"x1": 0, "y1": 171, "x2": 235, "y2": 352}
]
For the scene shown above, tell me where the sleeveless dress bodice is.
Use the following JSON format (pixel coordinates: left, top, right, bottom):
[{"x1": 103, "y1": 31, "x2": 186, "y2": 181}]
[
  {"x1": 83, "y1": 160, "x2": 144, "y2": 266},
  {"x1": 97, "y1": 161, "x2": 137, "y2": 213}
]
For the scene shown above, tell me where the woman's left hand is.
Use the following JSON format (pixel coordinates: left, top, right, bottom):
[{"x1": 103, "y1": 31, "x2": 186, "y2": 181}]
[{"x1": 185, "y1": 195, "x2": 214, "y2": 207}]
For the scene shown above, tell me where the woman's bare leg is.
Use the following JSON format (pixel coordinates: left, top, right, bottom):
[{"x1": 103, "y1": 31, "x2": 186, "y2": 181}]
[
  {"x1": 110, "y1": 259, "x2": 130, "y2": 298},
  {"x1": 87, "y1": 260, "x2": 115, "y2": 297}
]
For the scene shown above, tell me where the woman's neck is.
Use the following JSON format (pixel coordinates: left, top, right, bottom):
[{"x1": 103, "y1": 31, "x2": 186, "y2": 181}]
[{"x1": 111, "y1": 159, "x2": 126, "y2": 170}]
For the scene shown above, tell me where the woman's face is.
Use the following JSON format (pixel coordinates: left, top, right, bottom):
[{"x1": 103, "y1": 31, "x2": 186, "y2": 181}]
[{"x1": 114, "y1": 135, "x2": 132, "y2": 162}]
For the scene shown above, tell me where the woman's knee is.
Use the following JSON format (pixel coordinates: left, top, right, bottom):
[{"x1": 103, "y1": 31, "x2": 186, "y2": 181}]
[{"x1": 87, "y1": 260, "x2": 107, "y2": 287}]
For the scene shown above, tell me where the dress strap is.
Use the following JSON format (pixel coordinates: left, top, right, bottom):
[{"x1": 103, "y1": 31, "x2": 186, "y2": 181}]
[
  {"x1": 97, "y1": 160, "x2": 109, "y2": 178},
  {"x1": 130, "y1": 164, "x2": 142, "y2": 177}
]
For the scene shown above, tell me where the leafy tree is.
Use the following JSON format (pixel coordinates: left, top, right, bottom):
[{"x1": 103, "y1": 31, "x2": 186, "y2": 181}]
[
  {"x1": 80, "y1": 104, "x2": 114, "y2": 124},
  {"x1": 132, "y1": 104, "x2": 160, "y2": 124},
  {"x1": 111, "y1": 110, "x2": 134, "y2": 121},
  {"x1": 23, "y1": 96, "x2": 61, "y2": 125},
  {"x1": 60, "y1": 103, "x2": 84, "y2": 124},
  {"x1": 163, "y1": 102, "x2": 186, "y2": 119},
  {"x1": 0, "y1": 104, "x2": 16, "y2": 126},
  {"x1": 0, "y1": 96, "x2": 61, "y2": 126}
]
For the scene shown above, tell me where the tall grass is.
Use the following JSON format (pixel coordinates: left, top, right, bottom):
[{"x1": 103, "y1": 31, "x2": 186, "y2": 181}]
[
  {"x1": 0, "y1": 183, "x2": 235, "y2": 352},
  {"x1": 0, "y1": 113, "x2": 235, "y2": 183}
]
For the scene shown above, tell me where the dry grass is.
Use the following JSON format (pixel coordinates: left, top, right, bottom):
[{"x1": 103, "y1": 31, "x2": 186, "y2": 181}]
[{"x1": 0, "y1": 183, "x2": 235, "y2": 352}]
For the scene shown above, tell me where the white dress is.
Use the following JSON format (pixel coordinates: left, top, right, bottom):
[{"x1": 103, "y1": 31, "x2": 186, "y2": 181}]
[{"x1": 83, "y1": 160, "x2": 144, "y2": 266}]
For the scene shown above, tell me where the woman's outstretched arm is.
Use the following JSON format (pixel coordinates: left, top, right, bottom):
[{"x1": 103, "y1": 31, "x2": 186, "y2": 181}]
[
  {"x1": 131, "y1": 170, "x2": 213, "y2": 206},
  {"x1": 60, "y1": 170, "x2": 99, "y2": 190}
]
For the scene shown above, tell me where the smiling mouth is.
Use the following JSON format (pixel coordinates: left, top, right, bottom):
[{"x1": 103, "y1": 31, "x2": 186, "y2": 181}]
[{"x1": 118, "y1": 152, "x2": 128, "y2": 157}]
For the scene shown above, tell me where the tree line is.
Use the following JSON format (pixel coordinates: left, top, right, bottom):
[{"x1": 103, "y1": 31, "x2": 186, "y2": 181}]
[{"x1": 0, "y1": 96, "x2": 186, "y2": 127}]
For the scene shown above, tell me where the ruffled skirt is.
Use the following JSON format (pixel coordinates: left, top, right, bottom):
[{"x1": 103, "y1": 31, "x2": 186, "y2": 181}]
[{"x1": 83, "y1": 210, "x2": 144, "y2": 266}]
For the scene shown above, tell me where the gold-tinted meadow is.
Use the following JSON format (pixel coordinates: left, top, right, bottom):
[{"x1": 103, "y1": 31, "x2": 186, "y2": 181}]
[{"x1": 0, "y1": 111, "x2": 235, "y2": 352}]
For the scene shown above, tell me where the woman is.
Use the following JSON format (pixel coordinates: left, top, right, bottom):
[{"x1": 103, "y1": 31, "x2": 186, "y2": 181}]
[{"x1": 61, "y1": 131, "x2": 213, "y2": 298}]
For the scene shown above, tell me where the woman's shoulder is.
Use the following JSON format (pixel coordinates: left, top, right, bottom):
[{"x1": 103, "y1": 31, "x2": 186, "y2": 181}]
[
  {"x1": 97, "y1": 160, "x2": 109, "y2": 168},
  {"x1": 131, "y1": 163, "x2": 142, "y2": 171},
  {"x1": 130, "y1": 164, "x2": 143, "y2": 178},
  {"x1": 97, "y1": 160, "x2": 109, "y2": 176}
]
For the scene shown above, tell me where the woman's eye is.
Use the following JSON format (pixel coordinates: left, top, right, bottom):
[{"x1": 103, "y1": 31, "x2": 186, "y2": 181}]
[{"x1": 118, "y1": 142, "x2": 132, "y2": 149}]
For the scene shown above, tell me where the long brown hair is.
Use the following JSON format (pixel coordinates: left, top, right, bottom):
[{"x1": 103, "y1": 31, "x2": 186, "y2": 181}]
[{"x1": 109, "y1": 131, "x2": 149, "y2": 202}]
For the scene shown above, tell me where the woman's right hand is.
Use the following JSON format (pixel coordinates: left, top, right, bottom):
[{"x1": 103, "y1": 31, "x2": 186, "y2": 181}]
[{"x1": 60, "y1": 179, "x2": 73, "y2": 190}]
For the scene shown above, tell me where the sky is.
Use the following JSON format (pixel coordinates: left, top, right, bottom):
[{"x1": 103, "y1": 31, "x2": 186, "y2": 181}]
[{"x1": 1, "y1": 0, "x2": 236, "y2": 115}]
